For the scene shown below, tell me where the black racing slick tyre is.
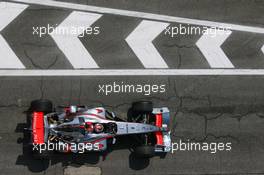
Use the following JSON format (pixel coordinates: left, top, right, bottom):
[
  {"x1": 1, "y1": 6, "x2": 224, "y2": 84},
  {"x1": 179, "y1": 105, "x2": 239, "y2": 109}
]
[
  {"x1": 31, "y1": 99, "x2": 53, "y2": 114},
  {"x1": 132, "y1": 101, "x2": 153, "y2": 114},
  {"x1": 132, "y1": 101, "x2": 153, "y2": 113},
  {"x1": 32, "y1": 147, "x2": 52, "y2": 160},
  {"x1": 134, "y1": 145, "x2": 155, "y2": 158}
]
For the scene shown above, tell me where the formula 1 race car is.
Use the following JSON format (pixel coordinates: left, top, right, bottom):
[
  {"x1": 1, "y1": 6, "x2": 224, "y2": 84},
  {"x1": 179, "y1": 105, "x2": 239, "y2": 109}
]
[{"x1": 28, "y1": 99, "x2": 171, "y2": 159}]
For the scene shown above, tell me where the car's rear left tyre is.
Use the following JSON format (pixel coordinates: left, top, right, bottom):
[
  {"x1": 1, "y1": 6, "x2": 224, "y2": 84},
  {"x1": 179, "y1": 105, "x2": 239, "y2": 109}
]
[
  {"x1": 31, "y1": 99, "x2": 53, "y2": 114},
  {"x1": 32, "y1": 149, "x2": 52, "y2": 160},
  {"x1": 132, "y1": 101, "x2": 153, "y2": 114},
  {"x1": 134, "y1": 145, "x2": 155, "y2": 158}
]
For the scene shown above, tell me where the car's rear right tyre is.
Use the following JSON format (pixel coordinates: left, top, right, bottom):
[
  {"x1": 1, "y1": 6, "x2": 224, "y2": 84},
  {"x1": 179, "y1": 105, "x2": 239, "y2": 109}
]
[
  {"x1": 30, "y1": 99, "x2": 53, "y2": 114},
  {"x1": 134, "y1": 145, "x2": 155, "y2": 158}
]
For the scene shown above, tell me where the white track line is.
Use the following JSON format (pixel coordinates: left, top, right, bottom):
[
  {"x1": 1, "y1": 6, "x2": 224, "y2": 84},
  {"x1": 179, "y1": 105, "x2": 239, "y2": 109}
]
[
  {"x1": 1, "y1": 69, "x2": 264, "y2": 76},
  {"x1": 196, "y1": 29, "x2": 234, "y2": 68},
  {"x1": 0, "y1": 2, "x2": 27, "y2": 68},
  {"x1": 50, "y1": 11, "x2": 101, "y2": 68},
  {"x1": 10, "y1": 0, "x2": 264, "y2": 34},
  {"x1": 126, "y1": 20, "x2": 169, "y2": 68},
  {"x1": 262, "y1": 45, "x2": 264, "y2": 55}
]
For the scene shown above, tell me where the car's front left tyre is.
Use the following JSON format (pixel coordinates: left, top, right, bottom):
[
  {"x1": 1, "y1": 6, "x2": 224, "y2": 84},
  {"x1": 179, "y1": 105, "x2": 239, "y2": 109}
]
[{"x1": 132, "y1": 101, "x2": 153, "y2": 114}]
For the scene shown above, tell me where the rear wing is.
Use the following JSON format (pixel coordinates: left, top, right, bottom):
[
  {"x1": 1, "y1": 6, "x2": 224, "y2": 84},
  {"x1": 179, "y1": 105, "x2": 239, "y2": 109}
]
[
  {"x1": 32, "y1": 112, "x2": 45, "y2": 144},
  {"x1": 153, "y1": 107, "x2": 171, "y2": 152}
]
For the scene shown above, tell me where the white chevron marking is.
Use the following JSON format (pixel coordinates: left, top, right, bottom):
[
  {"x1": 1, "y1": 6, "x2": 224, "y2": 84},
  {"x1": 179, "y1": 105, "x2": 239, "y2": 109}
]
[
  {"x1": 50, "y1": 11, "x2": 102, "y2": 68},
  {"x1": 10, "y1": 0, "x2": 264, "y2": 34},
  {"x1": 196, "y1": 29, "x2": 234, "y2": 68},
  {"x1": 0, "y1": 2, "x2": 27, "y2": 69},
  {"x1": 126, "y1": 20, "x2": 169, "y2": 68}
]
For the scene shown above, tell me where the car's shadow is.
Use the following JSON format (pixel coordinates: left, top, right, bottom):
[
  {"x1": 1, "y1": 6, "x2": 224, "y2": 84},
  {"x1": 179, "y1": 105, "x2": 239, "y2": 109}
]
[{"x1": 15, "y1": 109, "x2": 154, "y2": 172}]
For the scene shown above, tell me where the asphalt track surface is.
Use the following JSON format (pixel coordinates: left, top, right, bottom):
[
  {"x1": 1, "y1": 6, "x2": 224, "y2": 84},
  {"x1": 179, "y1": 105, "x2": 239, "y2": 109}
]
[{"x1": 0, "y1": 0, "x2": 264, "y2": 175}]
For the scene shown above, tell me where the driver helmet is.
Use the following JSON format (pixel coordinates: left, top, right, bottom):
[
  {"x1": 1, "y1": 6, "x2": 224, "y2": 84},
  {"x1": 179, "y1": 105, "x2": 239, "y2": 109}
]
[{"x1": 94, "y1": 123, "x2": 104, "y2": 133}]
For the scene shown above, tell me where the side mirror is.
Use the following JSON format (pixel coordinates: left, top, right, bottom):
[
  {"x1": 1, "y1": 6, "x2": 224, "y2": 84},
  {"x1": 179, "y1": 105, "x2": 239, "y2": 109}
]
[
  {"x1": 112, "y1": 138, "x2": 116, "y2": 144},
  {"x1": 70, "y1": 105, "x2": 77, "y2": 113},
  {"x1": 111, "y1": 112, "x2": 116, "y2": 118}
]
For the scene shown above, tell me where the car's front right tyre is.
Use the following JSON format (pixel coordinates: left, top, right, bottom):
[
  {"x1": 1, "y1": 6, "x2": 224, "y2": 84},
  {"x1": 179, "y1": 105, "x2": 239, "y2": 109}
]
[{"x1": 30, "y1": 99, "x2": 53, "y2": 114}]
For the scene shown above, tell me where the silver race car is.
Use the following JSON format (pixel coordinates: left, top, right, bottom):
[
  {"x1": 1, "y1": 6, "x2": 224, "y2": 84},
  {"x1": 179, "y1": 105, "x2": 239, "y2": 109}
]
[{"x1": 29, "y1": 100, "x2": 171, "y2": 159}]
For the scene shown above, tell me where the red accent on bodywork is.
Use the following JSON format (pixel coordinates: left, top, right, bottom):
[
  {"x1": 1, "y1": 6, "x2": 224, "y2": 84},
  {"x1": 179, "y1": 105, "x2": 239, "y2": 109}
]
[
  {"x1": 85, "y1": 113, "x2": 106, "y2": 120},
  {"x1": 64, "y1": 107, "x2": 70, "y2": 112},
  {"x1": 156, "y1": 113, "x2": 162, "y2": 127},
  {"x1": 155, "y1": 113, "x2": 163, "y2": 145},
  {"x1": 98, "y1": 144, "x2": 104, "y2": 149},
  {"x1": 96, "y1": 108, "x2": 103, "y2": 113},
  {"x1": 32, "y1": 112, "x2": 44, "y2": 144},
  {"x1": 90, "y1": 136, "x2": 113, "y2": 144},
  {"x1": 65, "y1": 144, "x2": 71, "y2": 153}
]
